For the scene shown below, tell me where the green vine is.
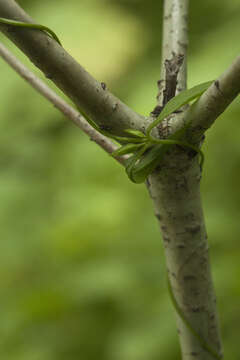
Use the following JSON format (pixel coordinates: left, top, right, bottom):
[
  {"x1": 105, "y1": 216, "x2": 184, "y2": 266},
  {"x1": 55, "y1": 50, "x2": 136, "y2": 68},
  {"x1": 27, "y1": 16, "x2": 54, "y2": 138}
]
[
  {"x1": 0, "y1": 16, "x2": 212, "y2": 184},
  {"x1": 0, "y1": 16, "x2": 222, "y2": 359}
]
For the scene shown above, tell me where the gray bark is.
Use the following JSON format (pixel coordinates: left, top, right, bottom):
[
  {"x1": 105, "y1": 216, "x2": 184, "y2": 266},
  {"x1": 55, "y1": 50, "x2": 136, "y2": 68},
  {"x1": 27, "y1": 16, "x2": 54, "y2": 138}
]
[
  {"x1": 146, "y1": 1, "x2": 223, "y2": 358},
  {"x1": 2, "y1": 0, "x2": 240, "y2": 358},
  {"x1": 0, "y1": 0, "x2": 144, "y2": 136}
]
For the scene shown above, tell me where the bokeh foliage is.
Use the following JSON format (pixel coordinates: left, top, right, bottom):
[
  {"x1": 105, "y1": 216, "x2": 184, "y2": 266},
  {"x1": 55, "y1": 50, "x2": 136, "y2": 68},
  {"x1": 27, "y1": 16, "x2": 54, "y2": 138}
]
[{"x1": 0, "y1": 0, "x2": 239, "y2": 359}]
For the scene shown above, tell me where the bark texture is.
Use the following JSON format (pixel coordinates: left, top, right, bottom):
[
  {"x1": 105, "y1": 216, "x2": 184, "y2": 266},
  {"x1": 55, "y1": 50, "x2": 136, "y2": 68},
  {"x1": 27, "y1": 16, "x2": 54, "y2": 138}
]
[
  {"x1": 2, "y1": 0, "x2": 240, "y2": 358},
  {"x1": 147, "y1": 157, "x2": 222, "y2": 359},
  {"x1": 0, "y1": 0, "x2": 144, "y2": 136},
  {"x1": 147, "y1": 1, "x2": 223, "y2": 358},
  {"x1": 185, "y1": 56, "x2": 240, "y2": 142}
]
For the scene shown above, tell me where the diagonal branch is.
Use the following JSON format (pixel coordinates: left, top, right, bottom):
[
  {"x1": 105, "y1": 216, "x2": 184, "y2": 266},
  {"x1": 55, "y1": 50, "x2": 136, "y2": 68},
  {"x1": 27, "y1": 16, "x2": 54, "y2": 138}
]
[
  {"x1": 0, "y1": 41, "x2": 127, "y2": 165},
  {"x1": 0, "y1": 0, "x2": 145, "y2": 136},
  {"x1": 185, "y1": 56, "x2": 240, "y2": 142}
]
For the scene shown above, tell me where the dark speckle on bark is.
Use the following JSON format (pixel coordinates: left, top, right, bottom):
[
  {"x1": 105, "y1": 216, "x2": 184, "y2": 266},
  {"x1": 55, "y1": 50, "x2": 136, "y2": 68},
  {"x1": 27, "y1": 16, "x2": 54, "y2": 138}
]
[
  {"x1": 161, "y1": 225, "x2": 168, "y2": 232},
  {"x1": 183, "y1": 275, "x2": 196, "y2": 281},
  {"x1": 101, "y1": 82, "x2": 107, "y2": 90},
  {"x1": 191, "y1": 306, "x2": 201, "y2": 312},
  {"x1": 112, "y1": 103, "x2": 118, "y2": 111},
  {"x1": 214, "y1": 80, "x2": 224, "y2": 96},
  {"x1": 99, "y1": 124, "x2": 112, "y2": 132},
  {"x1": 145, "y1": 178, "x2": 150, "y2": 188},
  {"x1": 185, "y1": 224, "x2": 201, "y2": 235},
  {"x1": 163, "y1": 234, "x2": 171, "y2": 243},
  {"x1": 177, "y1": 244, "x2": 186, "y2": 249},
  {"x1": 45, "y1": 73, "x2": 53, "y2": 79},
  {"x1": 155, "y1": 213, "x2": 162, "y2": 221},
  {"x1": 214, "y1": 80, "x2": 220, "y2": 90}
]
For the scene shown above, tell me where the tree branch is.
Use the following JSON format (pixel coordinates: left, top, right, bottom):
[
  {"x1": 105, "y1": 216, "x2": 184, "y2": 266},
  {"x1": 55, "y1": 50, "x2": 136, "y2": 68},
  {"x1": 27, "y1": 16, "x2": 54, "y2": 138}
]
[
  {"x1": 151, "y1": 0, "x2": 188, "y2": 138},
  {"x1": 0, "y1": 0, "x2": 145, "y2": 136},
  {"x1": 0, "y1": 41, "x2": 127, "y2": 165},
  {"x1": 158, "y1": 0, "x2": 188, "y2": 105},
  {"x1": 171, "y1": 0, "x2": 188, "y2": 93},
  {"x1": 185, "y1": 55, "x2": 240, "y2": 142},
  {"x1": 147, "y1": 1, "x2": 223, "y2": 359}
]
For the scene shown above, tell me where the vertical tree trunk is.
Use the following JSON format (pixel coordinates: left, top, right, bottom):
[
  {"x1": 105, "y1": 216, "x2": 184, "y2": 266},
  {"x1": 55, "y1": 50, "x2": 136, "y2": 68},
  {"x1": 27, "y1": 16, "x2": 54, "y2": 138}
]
[
  {"x1": 0, "y1": 1, "x2": 231, "y2": 358},
  {"x1": 147, "y1": 1, "x2": 223, "y2": 359}
]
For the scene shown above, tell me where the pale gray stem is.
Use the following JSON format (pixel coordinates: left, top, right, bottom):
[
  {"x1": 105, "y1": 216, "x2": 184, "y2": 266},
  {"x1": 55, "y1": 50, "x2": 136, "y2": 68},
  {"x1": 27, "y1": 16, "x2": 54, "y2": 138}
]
[
  {"x1": 0, "y1": 0, "x2": 145, "y2": 136},
  {"x1": 160, "y1": 0, "x2": 173, "y2": 79},
  {"x1": 158, "y1": 0, "x2": 188, "y2": 105},
  {"x1": 0, "y1": 41, "x2": 126, "y2": 165},
  {"x1": 147, "y1": 158, "x2": 223, "y2": 360},
  {"x1": 185, "y1": 55, "x2": 240, "y2": 142},
  {"x1": 171, "y1": 0, "x2": 188, "y2": 92},
  {"x1": 147, "y1": 0, "x2": 223, "y2": 359}
]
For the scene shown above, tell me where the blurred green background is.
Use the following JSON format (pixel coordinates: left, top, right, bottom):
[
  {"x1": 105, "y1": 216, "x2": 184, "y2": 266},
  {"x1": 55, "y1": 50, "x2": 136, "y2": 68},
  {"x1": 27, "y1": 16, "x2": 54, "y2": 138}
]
[{"x1": 0, "y1": 0, "x2": 239, "y2": 359}]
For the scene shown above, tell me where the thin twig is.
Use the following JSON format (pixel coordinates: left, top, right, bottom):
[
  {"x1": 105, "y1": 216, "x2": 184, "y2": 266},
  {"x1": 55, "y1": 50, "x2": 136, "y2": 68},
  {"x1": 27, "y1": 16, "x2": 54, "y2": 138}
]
[
  {"x1": 0, "y1": 41, "x2": 126, "y2": 165},
  {"x1": 0, "y1": 0, "x2": 145, "y2": 135}
]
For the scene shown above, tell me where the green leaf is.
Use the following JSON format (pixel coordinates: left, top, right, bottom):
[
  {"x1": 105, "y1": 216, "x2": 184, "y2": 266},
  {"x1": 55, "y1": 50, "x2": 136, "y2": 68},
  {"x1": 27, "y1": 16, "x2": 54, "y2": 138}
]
[
  {"x1": 0, "y1": 17, "x2": 62, "y2": 45},
  {"x1": 124, "y1": 129, "x2": 146, "y2": 138},
  {"x1": 125, "y1": 144, "x2": 170, "y2": 183},
  {"x1": 125, "y1": 136, "x2": 204, "y2": 184},
  {"x1": 125, "y1": 153, "x2": 140, "y2": 182},
  {"x1": 111, "y1": 143, "x2": 143, "y2": 157},
  {"x1": 146, "y1": 81, "x2": 213, "y2": 137}
]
